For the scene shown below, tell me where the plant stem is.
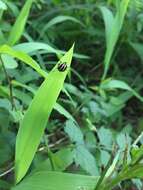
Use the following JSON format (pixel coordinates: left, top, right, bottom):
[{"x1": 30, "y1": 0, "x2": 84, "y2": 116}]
[
  {"x1": 94, "y1": 145, "x2": 116, "y2": 190},
  {"x1": 44, "y1": 134, "x2": 55, "y2": 170},
  {"x1": 0, "y1": 56, "x2": 16, "y2": 110}
]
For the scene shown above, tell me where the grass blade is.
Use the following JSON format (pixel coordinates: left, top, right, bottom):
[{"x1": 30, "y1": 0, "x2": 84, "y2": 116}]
[
  {"x1": 39, "y1": 15, "x2": 84, "y2": 38},
  {"x1": 8, "y1": 0, "x2": 33, "y2": 45},
  {"x1": 0, "y1": 45, "x2": 47, "y2": 78},
  {"x1": 100, "y1": 79, "x2": 143, "y2": 102},
  {"x1": 99, "y1": 6, "x2": 114, "y2": 44},
  {"x1": 12, "y1": 171, "x2": 99, "y2": 190},
  {"x1": 15, "y1": 44, "x2": 74, "y2": 183},
  {"x1": 101, "y1": 0, "x2": 130, "y2": 80},
  {"x1": 14, "y1": 42, "x2": 89, "y2": 59}
]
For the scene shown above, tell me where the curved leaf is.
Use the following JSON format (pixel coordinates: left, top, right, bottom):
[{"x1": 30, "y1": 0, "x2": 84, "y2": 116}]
[
  {"x1": 12, "y1": 171, "x2": 99, "y2": 190},
  {"x1": 0, "y1": 45, "x2": 47, "y2": 77},
  {"x1": 8, "y1": 0, "x2": 33, "y2": 45}
]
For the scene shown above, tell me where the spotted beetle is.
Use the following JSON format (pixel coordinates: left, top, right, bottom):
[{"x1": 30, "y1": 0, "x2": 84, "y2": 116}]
[{"x1": 57, "y1": 62, "x2": 67, "y2": 72}]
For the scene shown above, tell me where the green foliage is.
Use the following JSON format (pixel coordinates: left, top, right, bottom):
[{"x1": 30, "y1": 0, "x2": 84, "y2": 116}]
[
  {"x1": 0, "y1": 0, "x2": 143, "y2": 190},
  {"x1": 8, "y1": 0, "x2": 34, "y2": 46},
  {"x1": 101, "y1": 0, "x2": 130, "y2": 79},
  {"x1": 15, "y1": 45, "x2": 74, "y2": 183},
  {"x1": 12, "y1": 171, "x2": 99, "y2": 190}
]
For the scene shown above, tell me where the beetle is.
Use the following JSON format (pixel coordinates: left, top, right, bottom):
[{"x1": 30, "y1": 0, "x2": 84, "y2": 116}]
[{"x1": 57, "y1": 61, "x2": 67, "y2": 72}]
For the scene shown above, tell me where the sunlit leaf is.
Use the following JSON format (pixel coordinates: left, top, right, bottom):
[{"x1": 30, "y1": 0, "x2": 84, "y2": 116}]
[{"x1": 15, "y1": 45, "x2": 74, "y2": 183}]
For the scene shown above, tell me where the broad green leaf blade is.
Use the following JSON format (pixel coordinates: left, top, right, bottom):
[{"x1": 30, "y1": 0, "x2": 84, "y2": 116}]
[
  {"x1": 40, "y1": 15, "x2": 84, "y2": 38},
  {"x1": 12, "y1": 171, "x2": 99, "y2": 190},
  {"x1": 15, "y1": 45, "x2": 74, "y2": 183},
  {"x1": 14, "y1": 42, "x2": 89, "y2": 59},
  {"x1": 8, "y1": 0, "x2": 33, "y2": 45},
  {"x1": 99, "y1": 6, "x2": 114, "y2": 44},
  {"x1": 102, "y1": 0, "x2": 130, "y2": 80},
  {"x1": 12, "y1": 80, "x2": 75, "y2": 121},
  {"x1": 100, "y1": 79, "x2": 143, "y2": 101},
  {"x1": 14, "y1": 42, "x2": 58, "y2": 54},
  {"x1": 0, "y1": 45, "x2": 47, "y2": 77}
]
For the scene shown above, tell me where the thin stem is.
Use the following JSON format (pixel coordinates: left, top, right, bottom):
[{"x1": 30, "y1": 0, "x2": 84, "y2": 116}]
[
  {"x1": 0, "y1": 166, "x2": 14, "y2": 178},
  {"x1": 94, "y1": 145, "x2": 116, "y2": 190},
  {"x1": 132, "y1": 132, "x2": 143, "y2": 147},
  {"x1": 0, "y1": 56, "x2": 16, "y2": 110},
  {"x1": 44, "y1": 134, "x2": 55, "y2": 170}
]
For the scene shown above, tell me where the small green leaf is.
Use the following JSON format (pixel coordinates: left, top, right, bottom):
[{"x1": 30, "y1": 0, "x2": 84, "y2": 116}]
[
  {"x1": 98, "y1": 127, "x2": 113, "y2": 147},
  {"x1": 1, "y1": 54, "x2": 18, "y2": 69},
  {"x1": 74, "y1": 145, "x2": 99, "y2": 176},
  {"x1": 65, "y1": 120, "x2": 84, "y2": 144},
  {"x1": 100, "y1": 79, "x2": 143, "y2": 102}
]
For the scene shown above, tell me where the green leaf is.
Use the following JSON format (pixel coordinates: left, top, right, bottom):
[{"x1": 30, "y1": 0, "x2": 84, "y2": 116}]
[
  {"x1": 100, "y1": 79, "x2": 143, "y2": 102},
  {"x1": 0, "y1": 85, "x2": 9, "y2": 98},
  {"x1": 65, "y1": 120, "x2": 98, "y2": 175},
  {"x1": 0, "y1": 45, "x2": 47, "y2": 77},
  {"x1": 14, "y1": 42, "x2": 89, "y2": 59},
  {"x1": 103, "y1": 164, "x2": 143, "y2": 190},
  {"x1": 0, "y1": 98, "x2": 11, "y2": 110},
  {"x1": 14, "y1": 42, "x2": 58, "y2": 54},
  {"x1": 35, "y1": 148, "x2": 74, "y2": 172},
  {"x1": 8, "y1": 0, "x2": 33, "y2": 45},
  {"x1": 40, "y1": 15, "x2": 84, "y2": 38},
  {"x1": 12, "y1": 80, "x2": 75, "y2": 121},
  {"x1": 99, "y1": 6, "x2": 114, "y2": 44},
  {"x1": 130, "y1": 42, "x2": 143, "y2": 60},
  {"x1": 0, "y1": 0, "x2": 7, "y2": 10},
  {"x1": 15, "y1": 44, "x2": 74, "y2": 183},
  {"x1": 74, "y1": 145, "x2": 99, "y2": 176},
  {"x1": 131, "y1": 145, "x2": 143, "y2": 165},
  {"x1": 65, "y1": 120, "x2": 84, "y2": 144},
  {"x1": 54, "y1": 103, "x2": 75, "y2": 122},
  {"x1": 12, "y1": 171, "x2": 99, "y2": 190},
  {"x1": 105, "y1": 151, "x2": 121, "y2": 178},
  {"x1": 98, "y1": 127, "x2": 113, "y2": 147},
  {"x1": 1, "y1": 54, "x2": 18, "y2": 69},
  {"x1": 116, "y1": 132, "x2": 131, "y2": 150},
  {"x1": 101, "y1": 0, "x2": 130, "y2": 79}
]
